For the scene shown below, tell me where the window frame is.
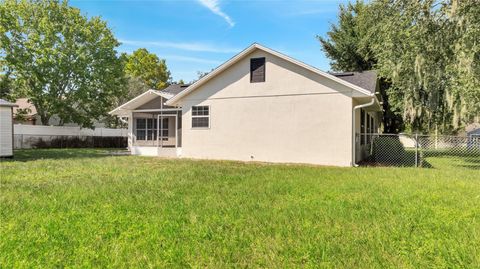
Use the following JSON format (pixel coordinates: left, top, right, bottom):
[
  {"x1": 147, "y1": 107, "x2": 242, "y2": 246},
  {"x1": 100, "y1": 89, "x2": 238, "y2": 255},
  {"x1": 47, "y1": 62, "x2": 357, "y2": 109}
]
[{"x1": 191, "y1": 105, "x2": 210, "y2": 129}]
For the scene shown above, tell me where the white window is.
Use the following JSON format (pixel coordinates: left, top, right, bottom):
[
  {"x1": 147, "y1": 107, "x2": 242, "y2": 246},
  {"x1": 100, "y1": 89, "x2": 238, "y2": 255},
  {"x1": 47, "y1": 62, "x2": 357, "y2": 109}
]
[{"x1": 192, "y1": 106, "x2": 209, "y2": 128}]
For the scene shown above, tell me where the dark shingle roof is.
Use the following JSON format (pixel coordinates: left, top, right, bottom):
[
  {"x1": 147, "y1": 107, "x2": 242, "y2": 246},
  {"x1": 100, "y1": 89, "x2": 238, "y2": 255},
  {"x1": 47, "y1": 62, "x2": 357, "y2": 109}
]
[
  {"x1": 330, "y1": 70, "x2": 377, "y2": 94},
  {"x1": 161, "y1": 84, "x2": 190, "y2": 96}
]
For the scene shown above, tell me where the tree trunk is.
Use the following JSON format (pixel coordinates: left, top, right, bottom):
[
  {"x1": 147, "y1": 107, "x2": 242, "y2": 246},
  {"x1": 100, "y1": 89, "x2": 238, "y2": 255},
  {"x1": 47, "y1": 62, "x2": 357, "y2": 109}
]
[{"x1": 39, "y1": 113, "x2": 51, "y2": 126}]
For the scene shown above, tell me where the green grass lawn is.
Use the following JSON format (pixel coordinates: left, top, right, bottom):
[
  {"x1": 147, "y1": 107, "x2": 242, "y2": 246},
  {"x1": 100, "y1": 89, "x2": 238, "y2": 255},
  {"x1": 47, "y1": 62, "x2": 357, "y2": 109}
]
[{"x1": 1, "y1": 149, "x2": 479, "y2": 268}]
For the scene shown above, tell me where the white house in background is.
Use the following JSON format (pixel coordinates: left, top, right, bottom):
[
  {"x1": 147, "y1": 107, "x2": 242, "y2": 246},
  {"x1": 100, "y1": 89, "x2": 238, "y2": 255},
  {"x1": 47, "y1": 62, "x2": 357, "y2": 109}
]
[
  {"x1": 0, "y1": 99, "x2": 18, "y2": 157},
  {"x1": 110, "y1": 43, "x2": 383, "y2": 166}
]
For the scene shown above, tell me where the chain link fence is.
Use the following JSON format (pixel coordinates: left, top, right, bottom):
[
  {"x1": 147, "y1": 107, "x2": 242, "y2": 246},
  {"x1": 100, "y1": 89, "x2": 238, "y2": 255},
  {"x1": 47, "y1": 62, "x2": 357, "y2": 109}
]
[
  {"x1": 357, "y1": 133, "x2": 480, "y2": 169},
  {"x1": 14, "y1": 134, "x2": 127, "y2": 149}
]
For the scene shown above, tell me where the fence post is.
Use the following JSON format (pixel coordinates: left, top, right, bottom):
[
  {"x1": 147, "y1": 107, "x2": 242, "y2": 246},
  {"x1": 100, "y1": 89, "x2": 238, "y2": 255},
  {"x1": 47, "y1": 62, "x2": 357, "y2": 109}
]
[{"x1": 415, "y1": 133, "x2": 419, "y2": 167}]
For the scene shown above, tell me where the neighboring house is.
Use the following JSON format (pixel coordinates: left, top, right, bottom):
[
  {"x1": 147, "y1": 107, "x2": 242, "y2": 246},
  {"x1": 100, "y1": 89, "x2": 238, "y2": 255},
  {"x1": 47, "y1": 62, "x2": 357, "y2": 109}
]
[
  {"x1": 13, "y1": 98, "x2": 105, "y2": 127},
  {"x1": 0, "y1": 99, "x2": 18, "y2": 157},
  {"x1": 12, "y1": 98, "x2": 38, "y2": 125},
  {"x1": 110, "y1": 43, "x2": 383, "y2": 166},
  {"x1": 466, "y1": 123, "x2": 480, "y2": 138}
]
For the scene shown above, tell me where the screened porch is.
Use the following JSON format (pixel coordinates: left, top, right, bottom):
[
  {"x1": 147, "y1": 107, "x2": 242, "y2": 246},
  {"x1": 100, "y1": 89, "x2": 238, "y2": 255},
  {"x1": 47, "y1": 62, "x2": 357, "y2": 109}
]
[{"x1": 132, "y1": 110, "x2": 182, "y2": 148}]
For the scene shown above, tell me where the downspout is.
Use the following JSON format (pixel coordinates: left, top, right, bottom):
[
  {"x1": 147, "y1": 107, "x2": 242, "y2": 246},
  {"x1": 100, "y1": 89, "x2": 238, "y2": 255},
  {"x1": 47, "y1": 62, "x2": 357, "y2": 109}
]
[{"x1": 352, "y1": 97, "x2": 375, "y2": 167}]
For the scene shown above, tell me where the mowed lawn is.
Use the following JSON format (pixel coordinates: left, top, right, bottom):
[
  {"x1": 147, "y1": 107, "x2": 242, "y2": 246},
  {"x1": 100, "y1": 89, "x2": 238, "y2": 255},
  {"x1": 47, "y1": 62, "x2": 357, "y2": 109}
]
[{"x1": 1, "y1": 149, "x2": 479, "y2": 268}]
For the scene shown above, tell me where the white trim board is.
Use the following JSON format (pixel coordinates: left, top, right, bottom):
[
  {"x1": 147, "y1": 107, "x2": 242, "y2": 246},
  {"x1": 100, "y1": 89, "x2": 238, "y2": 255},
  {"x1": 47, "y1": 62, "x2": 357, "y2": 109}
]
[{"x1": 110, "y1": 90, "x2": 172, "y2": 115}]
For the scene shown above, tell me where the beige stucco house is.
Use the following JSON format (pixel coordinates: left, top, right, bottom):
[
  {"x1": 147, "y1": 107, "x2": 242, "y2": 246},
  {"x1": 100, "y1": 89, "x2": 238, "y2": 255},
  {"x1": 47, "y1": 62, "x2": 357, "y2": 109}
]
[{"x1": 110, "y1": 43, "x2": 383, "y2": 166}]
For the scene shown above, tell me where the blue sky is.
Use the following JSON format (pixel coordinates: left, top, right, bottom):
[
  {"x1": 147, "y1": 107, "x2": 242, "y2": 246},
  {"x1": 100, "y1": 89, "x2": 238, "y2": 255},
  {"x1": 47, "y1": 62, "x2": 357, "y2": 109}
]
[{"x1": 71, "y1": 0, "x2": 348, "y2": 82}]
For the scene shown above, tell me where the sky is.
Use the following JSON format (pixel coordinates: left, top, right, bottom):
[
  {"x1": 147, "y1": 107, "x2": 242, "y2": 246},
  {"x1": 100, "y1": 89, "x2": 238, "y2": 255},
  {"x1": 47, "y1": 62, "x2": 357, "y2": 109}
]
[{"x1": 70, "y1": 0, "x2": 349, "y2": 82}]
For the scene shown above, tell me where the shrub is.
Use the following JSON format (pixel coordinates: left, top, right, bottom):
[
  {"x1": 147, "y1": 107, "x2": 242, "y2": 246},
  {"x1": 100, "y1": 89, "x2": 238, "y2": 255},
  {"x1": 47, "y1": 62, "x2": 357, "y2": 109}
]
[
  {"x1": 371, "y1": 136, "x2": 408, "y2": 166},
  {"x1": 32, "y1": 136, "x2": 127, "y2": 149}
]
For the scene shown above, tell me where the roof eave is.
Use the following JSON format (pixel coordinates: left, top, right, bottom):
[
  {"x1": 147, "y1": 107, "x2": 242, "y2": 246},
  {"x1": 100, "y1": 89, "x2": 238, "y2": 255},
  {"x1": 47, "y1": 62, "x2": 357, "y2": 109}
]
[
  {"x1": 109, "y1": 89, "x2": 167, "y2": 115},
  {"x1": 166, "y1": 44, "x2": 259, "y2": 106}
]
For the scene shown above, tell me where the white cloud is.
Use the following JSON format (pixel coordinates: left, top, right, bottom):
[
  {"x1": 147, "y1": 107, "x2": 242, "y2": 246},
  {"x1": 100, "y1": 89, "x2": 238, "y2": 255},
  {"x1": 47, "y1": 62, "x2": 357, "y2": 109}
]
[
  {"x1": 197, "y1": 0, "x2": 235, "y2": 27},
  {"x1": 120, "y1": 39, "x2": 239, "y2": 54}
]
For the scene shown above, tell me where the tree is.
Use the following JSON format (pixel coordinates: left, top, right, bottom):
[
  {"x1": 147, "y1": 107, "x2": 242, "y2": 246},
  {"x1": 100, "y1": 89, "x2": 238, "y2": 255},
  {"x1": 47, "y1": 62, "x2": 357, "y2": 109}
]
[
  {"x1": 445, "y1": 0, "x2": 480, "y2": 127},
  {"x1": 319, "y1": 0, "x2": 480, "y2": 133},
  {"x1": 195, "y1": 68, "x2": 214, "y2": 82},
  {"x1": 318, "y1": 0, "x2": 404, "y2": 133},
  {"x1": 0, "y1": 0, "x2": 126, "y2": 127},
  {"x1": 0, "y1": 72, "x2": 14, "y2": 101},
  {"x1": 118, "y1": 76, "x2": 150, "y2": 106},
  {"x1": 317, "y1": 1, "x2": 374, "y2": 72},
  {"x1": 122, "y1": 48, "x2": 171, "y2": 90},
  {"x1": 103, "y1": 75, "x2": 150, "y2": 128},
  {"x1": 368, "y1": 0, "x2": 480, "y2": 132},
  {"x1": 13, "y1": 108, "x2": 31, "y2": 122}
]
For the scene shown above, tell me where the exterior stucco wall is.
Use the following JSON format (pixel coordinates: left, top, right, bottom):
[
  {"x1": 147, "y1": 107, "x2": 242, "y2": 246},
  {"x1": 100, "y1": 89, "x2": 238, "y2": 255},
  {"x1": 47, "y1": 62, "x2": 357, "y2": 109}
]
[{"x1": 178, "y1": 49, "x2": 354, "y2": 166}]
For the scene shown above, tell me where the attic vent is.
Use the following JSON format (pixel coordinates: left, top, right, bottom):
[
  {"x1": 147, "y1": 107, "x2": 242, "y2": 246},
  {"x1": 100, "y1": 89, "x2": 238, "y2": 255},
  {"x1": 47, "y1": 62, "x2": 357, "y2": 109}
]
[{"x1": 250, "y1": 57, "x2": 265, "y2": 83}]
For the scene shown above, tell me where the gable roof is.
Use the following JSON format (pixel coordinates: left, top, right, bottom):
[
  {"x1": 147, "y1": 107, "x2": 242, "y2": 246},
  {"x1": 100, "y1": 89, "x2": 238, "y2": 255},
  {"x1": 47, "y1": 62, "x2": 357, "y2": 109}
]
[
  {"x1": 109, "y1": 84, "x2": 190, "y2": 116},
  {"x1": 166, "y1": 43, "x2": 375, "y2": 106},
  {"x1": 331, "y1": 71, "x2": 377, "y2": 94},
  {"x1": 109, "y1": 89, "x2": 166, "y2": 116}
]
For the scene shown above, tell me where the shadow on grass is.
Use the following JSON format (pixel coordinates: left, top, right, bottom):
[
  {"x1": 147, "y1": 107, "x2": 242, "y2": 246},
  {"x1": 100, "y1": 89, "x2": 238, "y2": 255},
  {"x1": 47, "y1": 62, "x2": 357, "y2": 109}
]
[
  {"x1": 421, "y1": 149, "x2": 480, "y2": 170},
  {"x1": 360, "y1": 150, "x2": 433, "y2": 168},
  {"x1": 1, "y1": 148, "x2": 129, "y2": 162},
  {"x1": 428, "y1": 156, "x2": 479, "y2": 170},
  {"x1": 360, "y1": 137, "x2": 479, "y2": 169}
]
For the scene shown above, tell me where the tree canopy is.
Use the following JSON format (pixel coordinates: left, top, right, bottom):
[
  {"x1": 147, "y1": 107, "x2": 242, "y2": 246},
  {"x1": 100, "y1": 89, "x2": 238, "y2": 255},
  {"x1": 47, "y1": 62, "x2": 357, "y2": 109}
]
[
  {"x1": 319, "y1": 0, "x2": 480, "y2": 133},
  {"x1": 318, "y1": 1, "x2": 374, "y2": 72},
  {"x1": 122, "y1": 48, "x2": 171, "y2": 90},
  {"x1": 0, "y1": 0, "x2": 126, "y2": 127}
]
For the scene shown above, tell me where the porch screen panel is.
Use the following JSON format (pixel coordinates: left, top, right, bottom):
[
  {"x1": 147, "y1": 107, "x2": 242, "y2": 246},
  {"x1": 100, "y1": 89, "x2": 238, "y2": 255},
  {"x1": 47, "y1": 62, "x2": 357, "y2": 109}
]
[
  {"x1": 136, "y1": 118, "x2": 146, "y2": 140},
  {"x1": 147, "y1": 118, "x2": 157, "y2": 140},
  {"x1": 135, "y1": 118, "x2": 158, "y2": 141},
  {"x1": 160, "y1": 117, "x2": 169, "y2": 141}
]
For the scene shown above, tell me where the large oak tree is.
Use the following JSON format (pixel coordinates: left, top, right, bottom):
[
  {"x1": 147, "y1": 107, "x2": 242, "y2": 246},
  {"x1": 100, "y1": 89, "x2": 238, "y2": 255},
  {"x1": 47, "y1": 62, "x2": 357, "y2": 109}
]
[
  {"x1": 0, "y1": 0, "x2": 126, "y2": 127},
  {"x1": 319, "y1": 0, "x2": 480, "y2": 133}
]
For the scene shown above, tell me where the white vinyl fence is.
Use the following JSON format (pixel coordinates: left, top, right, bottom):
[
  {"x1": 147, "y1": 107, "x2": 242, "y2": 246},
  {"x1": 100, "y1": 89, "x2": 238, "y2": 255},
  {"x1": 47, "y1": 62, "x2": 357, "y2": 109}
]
[{"x1": 14, "y1": 125, "x2": 127, "y2": 149}]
